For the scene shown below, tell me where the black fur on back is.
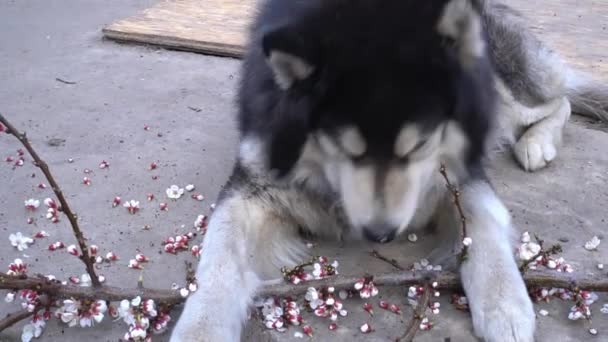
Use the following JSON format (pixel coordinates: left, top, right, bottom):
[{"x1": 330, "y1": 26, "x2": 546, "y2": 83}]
[{"x1": 236, "y1": 0, "x2": 497, "y2": 177}]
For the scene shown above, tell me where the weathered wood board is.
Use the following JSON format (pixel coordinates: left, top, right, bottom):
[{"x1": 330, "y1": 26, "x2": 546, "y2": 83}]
[
  {"x1": 102, "y1": 0, "x2": 608, "y2": 77},
  {"x1": 102, "y1": 0, "x2": 258, "y2": 58}
]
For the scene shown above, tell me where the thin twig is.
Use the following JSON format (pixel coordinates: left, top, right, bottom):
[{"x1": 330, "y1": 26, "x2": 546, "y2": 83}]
[
  {"x1": 185, "y1": 261, "x2": 196, "y2": 287},
  {"x1": 519, "y1": 236, "x2": 563, "y2": 273},
  {"x1": 0, "y1": 113, "x2": 101, "y2": 287},
  {"x1": 397, "y1": 283, "x2": 432, "y2": 342},
  {"x1": 439, "y1": 163, "x2": 469, "y2": 263},
  {"x1": 55, "y1": 78, "x2": 77, "y2": 85},
  {"x1": 0, "y1": 309, "x2": 35, "y2": 332},
  {"x1": 370, "y1": 250, "x2": 405, "y2": 271}
]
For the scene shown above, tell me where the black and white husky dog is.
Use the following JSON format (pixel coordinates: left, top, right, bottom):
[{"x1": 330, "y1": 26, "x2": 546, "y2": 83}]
[{"x1": 170, "y1": 0, "x2": 608, "y2": 341}]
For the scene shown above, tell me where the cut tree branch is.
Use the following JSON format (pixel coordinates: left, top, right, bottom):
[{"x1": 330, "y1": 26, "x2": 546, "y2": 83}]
[
  {"x1": 3, "y1": 269, "x2": 606, "y2": 333},
  {"x1": 370, "y1": 250, "x2": 405, "y2": 271},
  {"x1": 0, "y1": 113, "x2": 101, "y2": 287},
  {"x1": 439, "y1": 163, "x2": 469, "y2": 263},
  {"x1": 2, "y1": 269, "x2": 607, "y2": 309},
  {"x1": 0, "y1": 309, "x2": 34, "y2": 333},
  {"x1": 397, "y1": 283, "x2": 432, "y2": 342}
]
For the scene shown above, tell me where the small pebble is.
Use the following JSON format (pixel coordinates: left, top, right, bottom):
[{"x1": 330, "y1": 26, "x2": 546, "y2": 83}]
[
  {"x1": 597, "y1": 263, "x2": 604, "y2": 270},
  {"x1": 538, "y1": 309, "x2": 549, "y2": 316},
  {"x1": 589, "y1": 328, "x2": 597, "y2": 335}
]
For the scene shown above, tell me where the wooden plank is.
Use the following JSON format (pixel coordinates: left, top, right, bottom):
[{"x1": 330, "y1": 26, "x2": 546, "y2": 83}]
[
  {"x1": 102, "y1": 0, "x2": 608, "y2": 77},
  {"x1": 102, "y1": 0, "x2": 259, "y2": 58}
]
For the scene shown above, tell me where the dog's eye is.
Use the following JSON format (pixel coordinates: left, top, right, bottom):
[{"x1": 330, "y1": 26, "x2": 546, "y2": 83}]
[
  {"x1": 410, "y1": 139, "x2": 429, "y2": 153},
  {"x1": 396, "y1": 138, "x2": 430, "y2": 164},
  {"x1": 349, "y1": 154, "x2": 368, "y2": 165}
]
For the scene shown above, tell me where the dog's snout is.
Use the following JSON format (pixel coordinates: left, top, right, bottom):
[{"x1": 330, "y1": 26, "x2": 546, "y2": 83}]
[{"x1": 363, "y1": 224, "x2": 397, "y2": 244}]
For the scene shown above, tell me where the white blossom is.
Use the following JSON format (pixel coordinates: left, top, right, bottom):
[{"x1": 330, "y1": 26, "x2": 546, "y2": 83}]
[
  {"x1": 518, "y1": 242, "x2": 541, "y2": 261},
  {"x1": 56, "y1": 299, "x2": 80, "y2": 327},
  {"x1": 10, "y1": 232, "x2": 34, "y2": 251},
  {"x1": 24, "y1": 199, "x2": 40, "y2": 210},
  {"x1": 21, "y1": 317, "x2": 45, "y2": 342},
  {"x1": 584, "y1": 236, "x2": 601, "y2": 251},
  {"x1": 166, "y1": 185, "x2": 185, "y2": 199},
  {"x1": 5, "y1": 292, "x2": 16, "y2": 303}
]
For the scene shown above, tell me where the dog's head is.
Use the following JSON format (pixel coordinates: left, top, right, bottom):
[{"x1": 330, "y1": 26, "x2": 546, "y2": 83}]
[{"x1": 250, "y1": 0, "x2": 495, "y2": 242}]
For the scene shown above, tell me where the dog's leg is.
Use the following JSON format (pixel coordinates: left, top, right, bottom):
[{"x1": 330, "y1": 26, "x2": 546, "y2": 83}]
[
  {"x1": 169, "y1": 192, "x2": 305, "y2": 342},
  {"x1": 457, "y1": 181, "x2": 535, "y2": 342},
  {"x1": 494, "y1": 77, "x2": 572, "y2": 172},
  {"x1": 512, "y1": 97, "x2": 571, "y2": 172}
]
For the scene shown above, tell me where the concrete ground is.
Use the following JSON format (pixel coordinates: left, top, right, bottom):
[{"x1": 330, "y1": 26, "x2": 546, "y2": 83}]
[{"x1": 0, "y1": 1, "x2": 606, "y2": 342}]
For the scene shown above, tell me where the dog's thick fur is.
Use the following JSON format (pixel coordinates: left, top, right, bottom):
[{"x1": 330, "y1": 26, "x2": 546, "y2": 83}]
[{"x1": 170, "y1": 1, "x2": 608, "y2": 341}]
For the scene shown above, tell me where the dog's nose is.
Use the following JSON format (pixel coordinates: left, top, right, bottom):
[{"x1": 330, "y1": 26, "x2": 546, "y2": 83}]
[{"x1": 363, "y1": 224, "x2": 397, "y2": 244}]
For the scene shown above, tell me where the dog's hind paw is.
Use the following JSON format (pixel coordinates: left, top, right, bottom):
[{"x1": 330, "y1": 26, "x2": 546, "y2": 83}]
[{"x1": 513, "y1": 132, "x2": 557, "y2": 172}]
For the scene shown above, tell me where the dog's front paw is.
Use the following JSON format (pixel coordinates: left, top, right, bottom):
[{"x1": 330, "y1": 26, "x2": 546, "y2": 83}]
[
  {"x1": 170, "y1": 290, "x2": 244, "y2": 342},
  {"x1": 469, "y1": 289, "x2": 536, "y2": 342}
]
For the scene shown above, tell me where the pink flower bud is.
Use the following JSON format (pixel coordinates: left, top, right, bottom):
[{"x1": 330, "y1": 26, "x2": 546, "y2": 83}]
[
  {"x1": 34, "y1": 231, "x2": 49, "y2": 238},
  {"x1": 389, "y1": 304, "x2": 401, "y2": 315},
  {"x1": 302, "y1": 325, "x2": 313, "y2": 337},
  {"x1": 164, "y1": 243, "x2": 176, "y2": 254},
  {"x1": 44, "y1": 198, "x2": 57, "y2": 209},
  {"x1": 128, "y1": 259, "x2": 142, "y2": 269},
  {"x1": 67, "y1": 245, "x2": 79, "y2": 256},
  {"x1": 89, "y1": 245, "x2": 98, "y2": 256},
  {"x1": 135, "y1": 254, "x2": 149, "y2": 262},
  {"x1": 106, "y1": 251, "x2": 118, "y2": 261},
  {"x1": 360, "y1": 323, "x2": 372, "y2": 333},
  {"x1": 112, "y1": 196, "x2": 121, "y2": 207}
]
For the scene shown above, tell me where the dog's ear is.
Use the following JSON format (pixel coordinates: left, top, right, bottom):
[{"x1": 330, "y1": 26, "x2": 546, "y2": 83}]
[
  {"x1": 267, "y1": 98, "x2": 311, "y2": 178},
  {"x1": 262, "y1": 25, "x2": 319, "y2": 90},
  {"x1": 261, "y1": 25, "x2": 321, "y2": 177},
  {"x1": 437, "y1": 0, "x2": 486, "y2": 70}
]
